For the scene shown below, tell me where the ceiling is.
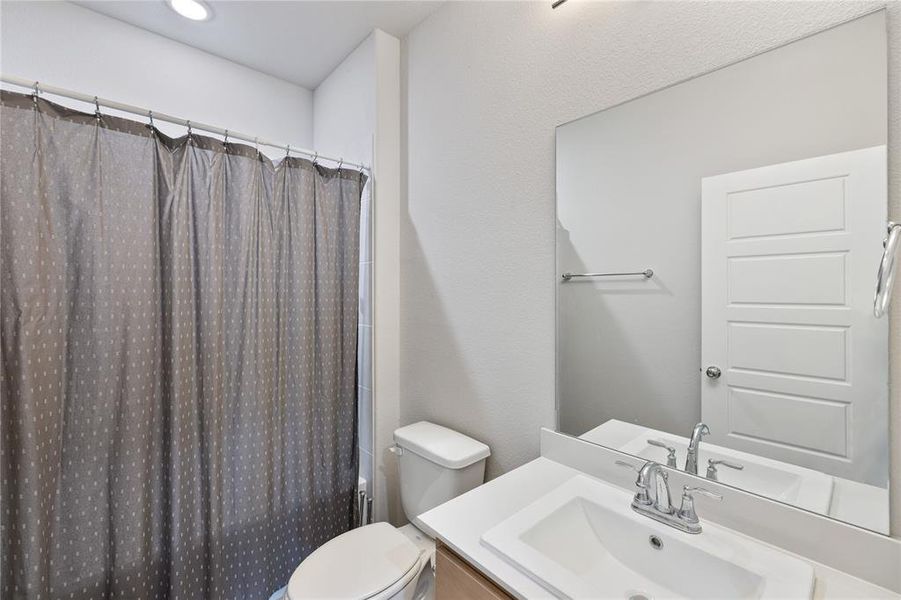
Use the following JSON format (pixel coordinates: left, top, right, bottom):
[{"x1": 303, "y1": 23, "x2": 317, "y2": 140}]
[{"x1": 72, "y1": 0, "x2": 443, "y2": 89}]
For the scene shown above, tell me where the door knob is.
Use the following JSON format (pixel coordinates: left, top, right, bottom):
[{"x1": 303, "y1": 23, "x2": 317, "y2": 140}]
[{"x1": 705, "y1": 366, "x2": 722, "y2": 379}]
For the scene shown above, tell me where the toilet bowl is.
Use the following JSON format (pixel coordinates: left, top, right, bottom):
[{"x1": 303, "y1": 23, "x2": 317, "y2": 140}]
[{"x1": 285, "y1": 421, "x2": 490, "y2": 600}]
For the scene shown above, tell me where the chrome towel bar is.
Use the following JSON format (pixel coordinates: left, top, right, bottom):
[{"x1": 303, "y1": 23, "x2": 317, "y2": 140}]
[{"x1": 561, "y1": 269, "x2": 654, "y2": 281}]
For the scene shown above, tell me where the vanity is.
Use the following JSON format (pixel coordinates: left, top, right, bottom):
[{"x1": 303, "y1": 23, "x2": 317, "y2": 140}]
[
  {"x1": 425, "y1": 9, "x2": 901, "y2": 600},
  {"x1": 420, "y1": 430, "x2": 900, "y2": 600}
]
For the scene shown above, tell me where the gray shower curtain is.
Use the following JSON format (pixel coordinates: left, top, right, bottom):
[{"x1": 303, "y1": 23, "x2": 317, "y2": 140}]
[{"x1": 0, "y1": 91, "x2": 363, "y2": 600}]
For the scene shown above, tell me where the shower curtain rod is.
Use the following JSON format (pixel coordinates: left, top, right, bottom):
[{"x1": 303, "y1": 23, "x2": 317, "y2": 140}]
[{"x1": 0, "y1": 74, "x2": 370, "y2": 173}]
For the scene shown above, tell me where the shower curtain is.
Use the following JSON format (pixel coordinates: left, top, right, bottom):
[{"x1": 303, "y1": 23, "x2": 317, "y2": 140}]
[{"x1": 0, "y1": 91, "x2": 363, "y2": 600}]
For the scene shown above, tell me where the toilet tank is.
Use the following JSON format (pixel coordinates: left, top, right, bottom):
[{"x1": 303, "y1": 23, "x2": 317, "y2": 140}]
[{"x1": 393, "y1": 421, "x2": 490, "y2": 529}]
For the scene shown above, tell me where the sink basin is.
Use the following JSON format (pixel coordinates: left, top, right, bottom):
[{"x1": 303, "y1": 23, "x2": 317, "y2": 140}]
[
  {"x1": 481, "y1": 475, "x2": 814, "y2": 599},
  {"x1": 617, "y1": 431, "x2": 834, "y2": 515}
]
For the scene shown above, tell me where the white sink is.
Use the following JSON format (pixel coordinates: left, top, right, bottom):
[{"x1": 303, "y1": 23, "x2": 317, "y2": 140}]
[
  {"x1": 481, "y1": 475, "x2": 814, "y2": 599},
  {"x1": 618, "y1": 430, "x2": 834, "y2": 515}
]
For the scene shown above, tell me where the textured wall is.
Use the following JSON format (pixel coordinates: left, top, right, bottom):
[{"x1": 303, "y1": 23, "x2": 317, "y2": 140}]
[{"x1": 400, "y1": 1, "x2": 900, "y2": 534}]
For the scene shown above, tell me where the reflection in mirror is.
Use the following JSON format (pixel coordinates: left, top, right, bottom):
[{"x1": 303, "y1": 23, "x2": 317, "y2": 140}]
[{"x1": 555, "y1": 11, "x2": 890, "y2": 534}]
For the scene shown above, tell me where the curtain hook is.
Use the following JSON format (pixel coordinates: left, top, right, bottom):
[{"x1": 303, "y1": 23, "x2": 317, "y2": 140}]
[
  {"x1": 285, "y1": 144, "x2": 291, "y2": 159},
  {"x1": 254, "y1": 137, "x2": 260, "y2": 156},
  {"x1": 186, "y1": 120, "x2": 193, "y2": 138},
  {"x1": 93, "y1": 96, "x2": 101, "y2": 120},
  {"x1": 148, "y1": 110, "x2": 154, "y2": 127},
  {"x1": 31, "y1": 81, "x2": 40, "y2": 107},
  {"x1": 338, "y1": 157, "x2": 344, "y2": 170},
  {"x1": 223, "y1": 129, "x2": 229, "y2": 149},
  {"x1": 312, "y1": 152, "x2": 319, "y2": 166}
]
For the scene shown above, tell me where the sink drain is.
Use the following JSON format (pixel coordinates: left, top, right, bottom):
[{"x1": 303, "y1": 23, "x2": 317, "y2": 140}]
[
  {"x1": 648, "y1": 535, "x2": 663, "y2": 550},
  {"x1": 626, "y1": 592, "x2": 651, "y2": 600}
]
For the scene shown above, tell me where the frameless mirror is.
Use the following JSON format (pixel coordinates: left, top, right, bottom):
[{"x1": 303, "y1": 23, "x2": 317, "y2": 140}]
[{"x1": 555, "y1": 10, "x2": 890, "y2": 534}]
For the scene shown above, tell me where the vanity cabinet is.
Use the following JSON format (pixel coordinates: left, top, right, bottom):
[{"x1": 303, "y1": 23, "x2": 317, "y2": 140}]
[{"x1": 436, "y1": 542, "x2": 514, "y2": 600}]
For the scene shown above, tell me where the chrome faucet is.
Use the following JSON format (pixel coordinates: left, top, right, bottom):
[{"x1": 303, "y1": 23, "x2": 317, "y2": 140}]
[
  {"x1": 617, "y1": 459, "x2": 722, "y2": 534},
  {"x1": 677, "y1": 485, "x2": 723, "y2": 531},
  {"x1": 646, "y1": 439, "x2": 677, "y2": 468},
  {"x1": 685, "y1": 422, "x2": 710, "y2": 475},
  {"x1": 706, "y1": 458, "x2": 744, "y2": 481}
]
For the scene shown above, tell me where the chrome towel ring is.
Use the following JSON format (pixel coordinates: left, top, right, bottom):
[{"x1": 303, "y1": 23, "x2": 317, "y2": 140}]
[{"x1": 874, "y1": 221, "x2": 901, "y2": 318}]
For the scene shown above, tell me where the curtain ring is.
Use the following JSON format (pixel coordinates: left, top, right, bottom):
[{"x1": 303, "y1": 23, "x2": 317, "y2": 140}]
[{"x1": 93, "y1": 96, "x2": 101, "y2": 120}]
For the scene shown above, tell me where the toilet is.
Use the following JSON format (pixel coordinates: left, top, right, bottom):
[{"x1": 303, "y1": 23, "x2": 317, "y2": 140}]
[{"x1": 285, "y1": 421, "x2": 490, "y2": 600}]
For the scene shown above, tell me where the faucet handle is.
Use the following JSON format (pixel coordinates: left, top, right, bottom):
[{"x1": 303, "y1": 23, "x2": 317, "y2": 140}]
[
  {"x1": 706, "y1": 458, "x2": 744, "y2": 480},
  {"x1": 615, "y1": 459, "x2": 639, "y2": 472},
  {"x1": 678, "y1": 485, "x2": 722, "y2": 528},
  {"x1": 709, "y1": 459, "x2": 743, "y2": 470},
  {"x1": 615, "y1": 460, "x2": 653, "y2": 505},
  {"x1": 683, "y1": 486, "x2": 722, "y2": 500},
  {"x1": 647, "y1": 439, "x2": 677, "y2": 468}
]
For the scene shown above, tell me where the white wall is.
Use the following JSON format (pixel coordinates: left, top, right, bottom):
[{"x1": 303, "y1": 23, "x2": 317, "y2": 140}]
[
  {"x1": 400, "y1": 1, "x2": 901, "y2": 536},
  {"x1": 314, "y1": 35, "x2": 376, "y2": 166},
  {"x1": 370, "y1": 30, "x2": 403, "y2": 527},
  {"x1": 314, "y1": 30, "x2": 403, "y2": 526},
  {"x1": 0, "y1": 1, "x2": 313, "y2": 150},
  {"x1": 313, "y1": 33, "x2": 377, "y2": 505}
]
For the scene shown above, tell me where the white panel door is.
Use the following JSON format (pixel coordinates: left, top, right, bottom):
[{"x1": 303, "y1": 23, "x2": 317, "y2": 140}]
[{"x1": 701, "y1": 146, "x2": 888, "y2": 485}]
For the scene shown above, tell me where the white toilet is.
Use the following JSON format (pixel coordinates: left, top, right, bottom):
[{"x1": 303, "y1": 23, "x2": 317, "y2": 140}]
[{"x1": 285, "y1": 421, "x2": 490, "y2": 600}]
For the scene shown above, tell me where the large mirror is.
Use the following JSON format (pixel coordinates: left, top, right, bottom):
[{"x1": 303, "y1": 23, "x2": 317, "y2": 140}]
[{"x1": 555, "y1": 10, "x2": 890, "y2": 533}]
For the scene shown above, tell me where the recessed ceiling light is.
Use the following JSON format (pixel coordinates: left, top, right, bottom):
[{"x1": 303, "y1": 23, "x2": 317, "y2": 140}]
[{"x1": 167, "y1": 0, "x2": 211, "y2": 21}]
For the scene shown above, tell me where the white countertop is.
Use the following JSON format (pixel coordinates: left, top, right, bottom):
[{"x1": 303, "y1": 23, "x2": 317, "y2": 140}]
[
  {"x1": 418, "y1": 456, "x2": 898, "y2": 599},
  {"x1": 419, "y1": 457, "x2": 577, "y2": 599}
]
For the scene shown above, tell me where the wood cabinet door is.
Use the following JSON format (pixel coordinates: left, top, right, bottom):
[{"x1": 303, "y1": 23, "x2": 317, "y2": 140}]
[{"x1": 435, "y1": 543, "x2": 514, "y2": 600}]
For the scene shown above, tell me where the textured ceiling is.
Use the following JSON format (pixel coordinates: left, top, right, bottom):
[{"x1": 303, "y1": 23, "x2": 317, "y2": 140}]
[{"x1": 72, "y1": 0, "x2": 443, "y2": 89}]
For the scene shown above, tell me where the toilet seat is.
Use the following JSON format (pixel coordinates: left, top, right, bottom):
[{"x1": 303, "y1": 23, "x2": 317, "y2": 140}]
[{"x1": 287, "y1": 523, "x2": 426, "y2": 600}]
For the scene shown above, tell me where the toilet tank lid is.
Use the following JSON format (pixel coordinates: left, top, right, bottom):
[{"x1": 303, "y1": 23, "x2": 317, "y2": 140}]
[{"x1": 394, "y1": 421, "x2": 490, "y2": 469}]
